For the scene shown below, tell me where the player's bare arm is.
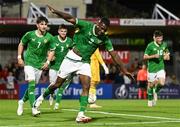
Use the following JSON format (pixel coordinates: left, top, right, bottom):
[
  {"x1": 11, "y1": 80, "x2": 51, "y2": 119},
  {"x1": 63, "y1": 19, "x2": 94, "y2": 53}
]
[
  {"x1": 109, "y1": 50, "x2": 134, "y2": 80},
  {"x1": 42, "y1": 50, "x2": 55, "y2": 70},
  {"x1": 143, "y1": 54, "x2": 159, "y2": 60},
  {"x1": 47, "y1": 5, "x2": 76, "y2": 25},
  {"x1": 17, "y1": 41, "x2": 24, "y2": 67}
]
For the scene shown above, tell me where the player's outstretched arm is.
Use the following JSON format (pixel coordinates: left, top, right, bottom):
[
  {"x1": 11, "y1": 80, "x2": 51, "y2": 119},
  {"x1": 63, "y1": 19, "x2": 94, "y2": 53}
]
[
  {"x1": 109, "y1": 51, "x2": 134, "y2": 81},
  {"x1": 47, "y1": 5, "x2": 76, "y2": 25}
]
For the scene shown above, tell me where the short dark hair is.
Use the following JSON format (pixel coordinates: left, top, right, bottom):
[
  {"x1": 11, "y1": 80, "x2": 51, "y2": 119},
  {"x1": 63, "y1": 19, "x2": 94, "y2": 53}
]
[
  {"x1": 59, "y1": 24, "x2": 67, "y2": 29},
  {"x1": 36, "y1": 16, "x2": 48, "y2": 24},
  {"x1": 100, "y1": 17, "x2": 110, "y2": 27},
  {"x1": 153, "y1": 30, "x2": 163, "y2": 37}
]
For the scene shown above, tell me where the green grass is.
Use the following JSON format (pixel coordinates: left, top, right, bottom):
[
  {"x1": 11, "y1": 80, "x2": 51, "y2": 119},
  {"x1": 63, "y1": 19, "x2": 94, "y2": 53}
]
[{"x1": 0, "y1": 99, "x2": 180, "y2": 127}]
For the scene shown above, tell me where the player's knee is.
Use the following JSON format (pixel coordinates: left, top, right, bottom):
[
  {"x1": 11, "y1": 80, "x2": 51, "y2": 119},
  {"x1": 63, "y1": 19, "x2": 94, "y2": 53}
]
[{"x1": 156, "y1": 78, "x2": 165, "y2": 86}]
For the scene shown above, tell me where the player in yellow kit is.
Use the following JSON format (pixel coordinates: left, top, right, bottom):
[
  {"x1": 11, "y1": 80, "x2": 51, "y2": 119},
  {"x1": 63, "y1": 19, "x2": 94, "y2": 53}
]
[{"x1": 88, "y1": 48, "x2": 109, "y2": 108}]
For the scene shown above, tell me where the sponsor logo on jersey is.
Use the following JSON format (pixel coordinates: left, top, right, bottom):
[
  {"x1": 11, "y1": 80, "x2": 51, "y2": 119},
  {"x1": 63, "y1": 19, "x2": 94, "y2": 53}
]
[
  {"x1": 32, "y1": 38, "x2": 35, "y2": 41},
  {"x1": 56, "y1": 43, "x2": 60, "y2": 46}
]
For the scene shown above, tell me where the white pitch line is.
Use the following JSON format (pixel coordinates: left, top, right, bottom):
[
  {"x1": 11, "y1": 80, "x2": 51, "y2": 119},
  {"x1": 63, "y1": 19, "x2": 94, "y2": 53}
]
[
  {"x1": 24, "y1": 108, "x2": 180, "y2": 121},
  {"x1": 1, "y1": 121, "x2": 180, "y2": 127},
  {"x1": 62, "y1": 108, "x2": 180, "y2": 121}
]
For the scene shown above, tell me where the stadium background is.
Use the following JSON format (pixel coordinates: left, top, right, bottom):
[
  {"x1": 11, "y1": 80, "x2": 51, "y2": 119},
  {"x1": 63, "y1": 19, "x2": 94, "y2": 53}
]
[
  {"x1": 0, "y1": 0, "x2": 180, "y2": 100},
  {"x1": 0, "y1": 1, "x2": 180, "y2": 127}
]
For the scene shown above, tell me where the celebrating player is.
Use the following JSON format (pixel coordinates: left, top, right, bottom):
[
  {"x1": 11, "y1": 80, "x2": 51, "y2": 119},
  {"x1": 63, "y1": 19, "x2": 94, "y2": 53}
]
[{"x1": 33, "y1": 5, "x2": 134, "y2": 123}]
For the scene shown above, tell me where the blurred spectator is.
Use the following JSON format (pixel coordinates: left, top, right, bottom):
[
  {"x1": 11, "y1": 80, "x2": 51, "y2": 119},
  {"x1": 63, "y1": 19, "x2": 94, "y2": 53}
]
[
  {"x1": 6, "y1": 71, "x2": 16, "y2": 99},
  {"x1": 165, "y1": 74, "x2": 173, "y2": 85},
  {"x1": 1, "y1": 66, "x2": 9, "y2": 80},
  {"x1": 171, "y1": 75, "x2": 180, "y2": 85}
]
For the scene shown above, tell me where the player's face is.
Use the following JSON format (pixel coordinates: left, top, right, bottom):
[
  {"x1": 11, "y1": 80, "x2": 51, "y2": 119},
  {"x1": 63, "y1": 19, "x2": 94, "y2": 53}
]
[
  {"x1": 154, "y1": 36, "x2": 163, "y2": 45},
  {"x1": 36, "y1": 21, "x2": 48, "y2": 33},
  {"x1": 95, "y1": 22, "x2": 108, "y2": 36},
  {"x1": 58, "y1": 28, "x2": 67, "y2": 39}
]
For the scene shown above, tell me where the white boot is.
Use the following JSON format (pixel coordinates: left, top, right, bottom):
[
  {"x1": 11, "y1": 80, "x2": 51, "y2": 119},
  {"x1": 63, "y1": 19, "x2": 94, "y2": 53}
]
[
  {"x1": 49, "y1": 94, "x2": 54, "y2": 106},
  {"x1": 76, "y1": 112, "x2": 92, "y2": 123},
  {"x1": 32, "y1": 108, "x2": 40, "y2": 116},
  {"x1": 54, "y1": 103, "x2": 59, "y2": 110},
  {"x1": 148, "y1": 100, "x2": 153, "y2": 107},
  {"x1": 17, "y1": 100, "x2": 24, "y2": 116},
  {"x1": 34, "y1": 95, "x2": 44, "y2": 109}
]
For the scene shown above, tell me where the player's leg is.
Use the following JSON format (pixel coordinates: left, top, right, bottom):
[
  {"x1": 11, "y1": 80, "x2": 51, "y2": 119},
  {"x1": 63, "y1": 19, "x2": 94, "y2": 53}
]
[
  {"x1": 88, "y1": 64, "x2": 101, "y2": 108},
  {"x1": 89, "y1": 81, "x2": 102, "y2": 108},
  {"x1": 34, "y1": 76, "x2": 66, "y2": 109},
  {"x1": 76, "y1": 74, "x2": 92, "y2": 123},
  {"x1": 17, "y1": 66, "x2": 40, "y2": 116},
  {"x1": 76, "y1": 63, "x2": 92, "y2": 123},
  {"x1": 147, "y1": 82, "x2": 154, "y2": 107},
  {"x1": 153, "y1": 70, "x2": 166, "y2": 102},
  {"x1": 49, "y1": 69, "x2": 58, "y2": 106},
  {"x1": 54, "y1": 74, "x2": 73, "y2": 110},
  {"x1": 147, "y1": 72, "x2": 156, "y2": 107},
  {"x1": 34, "y1": 58, "x2": 74, "y2": 110}
]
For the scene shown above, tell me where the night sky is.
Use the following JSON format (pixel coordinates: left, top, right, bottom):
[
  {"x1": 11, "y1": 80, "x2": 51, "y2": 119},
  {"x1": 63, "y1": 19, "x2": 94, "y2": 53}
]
[{"x1": 117, "y1": 0, "x2": 180, "y2": 17}]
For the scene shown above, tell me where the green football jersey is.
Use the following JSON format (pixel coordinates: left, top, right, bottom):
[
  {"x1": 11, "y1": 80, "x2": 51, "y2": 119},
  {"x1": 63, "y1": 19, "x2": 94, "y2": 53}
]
[
  {"x1": 73, "y1": 19, "x2": 114, "y2": 63},
  {"x1": 21, "y1": 30, "x2": 55, "y2": 69},
  {"x1": 144, "y1": 41, "x2": 169, "y2": 73},
  {"x1": 50, "y1": 35, "x2": 73, "y2": 71}
]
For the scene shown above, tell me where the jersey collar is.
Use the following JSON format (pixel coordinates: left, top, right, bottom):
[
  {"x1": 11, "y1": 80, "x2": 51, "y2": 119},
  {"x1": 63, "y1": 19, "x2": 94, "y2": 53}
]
[
  {"x1": 58, "y1": 35, "x2": 67, "y2": 43},
  {"x1": 93, "y1": 25, "x2": 98, "y2": 36},
  {"x1": 154, "y1": 41, "x2": 160, "y2": 47},
  {"x1": 35, "y1": 30, "x2": 45, "y2": 37}
]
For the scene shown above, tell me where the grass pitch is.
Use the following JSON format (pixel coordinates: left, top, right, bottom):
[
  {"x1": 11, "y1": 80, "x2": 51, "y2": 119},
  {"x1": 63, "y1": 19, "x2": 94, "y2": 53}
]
[{"x1": 0, "y1": 99, "x2": 180, "y2": 127}]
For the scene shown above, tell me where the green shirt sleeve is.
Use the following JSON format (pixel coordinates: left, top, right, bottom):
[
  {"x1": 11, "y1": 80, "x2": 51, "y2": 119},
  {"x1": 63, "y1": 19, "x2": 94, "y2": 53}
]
[
  {"x1": 144, "y1": 44, "x2": 151, "y2": 55},
  {"x1": 75, "y1": 19, "x2": 92, "y2": 29},
  {"x1": 68, "y1": 38, "x2": 74, "y2": 49},
  {"x1": 49, "y1": 35, "x2": 56, "y2": 51},
  {"x1": 21, "y1": 32, "x2": 30, "y2": 45}
]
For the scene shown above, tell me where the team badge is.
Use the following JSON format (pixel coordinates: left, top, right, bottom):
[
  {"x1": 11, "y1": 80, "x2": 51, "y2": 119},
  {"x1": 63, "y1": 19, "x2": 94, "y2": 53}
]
[{"x1": 44, "y1": 39, "x2": 48, "y2": 43}]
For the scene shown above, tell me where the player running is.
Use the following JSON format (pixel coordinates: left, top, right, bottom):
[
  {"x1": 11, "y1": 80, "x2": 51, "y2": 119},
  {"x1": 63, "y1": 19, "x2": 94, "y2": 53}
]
[
  {"x1": 17, "y1": 16, "x2": 55, "y2": 116},
  {"x1": 48, "y1": 24, "x2": 74, "y2": 109},
  {"x1": 144, "y1": 30, "x2": 170, "y2": 107}
]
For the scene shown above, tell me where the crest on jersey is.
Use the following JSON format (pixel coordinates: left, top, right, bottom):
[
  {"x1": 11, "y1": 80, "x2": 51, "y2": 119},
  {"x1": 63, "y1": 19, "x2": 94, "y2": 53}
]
[{"x1": 44, "y1": 39, "x2": 48, "y2": 43}]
